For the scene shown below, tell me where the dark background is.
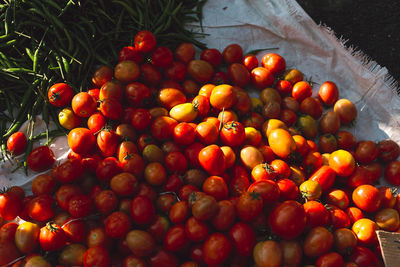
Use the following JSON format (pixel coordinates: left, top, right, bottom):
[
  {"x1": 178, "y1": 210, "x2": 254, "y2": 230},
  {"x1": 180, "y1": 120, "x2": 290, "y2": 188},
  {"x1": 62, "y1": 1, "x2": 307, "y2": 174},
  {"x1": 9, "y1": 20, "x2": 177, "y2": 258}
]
[{"x1": 297, "y1": 0, "x2": 400, "y2": 84}]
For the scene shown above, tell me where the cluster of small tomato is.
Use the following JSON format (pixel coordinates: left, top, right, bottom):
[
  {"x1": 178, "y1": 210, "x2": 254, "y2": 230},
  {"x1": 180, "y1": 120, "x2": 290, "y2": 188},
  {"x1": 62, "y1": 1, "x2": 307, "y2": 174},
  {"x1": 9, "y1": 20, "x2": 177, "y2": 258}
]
[{"x1": 1, "y1": 29, "x2": 400, "y2": 267}]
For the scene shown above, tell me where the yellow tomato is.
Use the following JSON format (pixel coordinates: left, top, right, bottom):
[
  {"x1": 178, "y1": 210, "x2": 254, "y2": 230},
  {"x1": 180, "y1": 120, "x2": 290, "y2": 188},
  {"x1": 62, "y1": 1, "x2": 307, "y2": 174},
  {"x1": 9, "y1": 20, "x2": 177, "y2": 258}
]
[
  {"x1": 244, "y1": 127, "x2": 262, "y2": 146},
  {"x1": 299, "y1": 180, "x2": 322, "y2": 201},
  {"x1": 169, "y1": 102, "x2": 198, "y2": 122},
  {"x1": 261, "y1": 119, "x2": 288, "y2": 138},
  {"x1": 58, "y1": 107, "x2": 81, "y2": 130},
  {"x1": 15, "y1": 221, "x2": 40, "y2": 254},
  {"x1": 268, "y1": 128, "x2": 296, "y2": 159},
  {"x1": 328, "y1": 149, "x2": 355, "y2": 177}
]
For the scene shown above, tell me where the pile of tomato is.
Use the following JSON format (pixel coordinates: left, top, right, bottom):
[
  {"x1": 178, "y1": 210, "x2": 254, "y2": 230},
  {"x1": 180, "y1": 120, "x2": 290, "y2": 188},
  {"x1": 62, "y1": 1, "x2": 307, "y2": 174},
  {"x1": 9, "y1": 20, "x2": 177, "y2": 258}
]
[{"x1": 1, "y1": 30, "x2": 400, "y2": 267}]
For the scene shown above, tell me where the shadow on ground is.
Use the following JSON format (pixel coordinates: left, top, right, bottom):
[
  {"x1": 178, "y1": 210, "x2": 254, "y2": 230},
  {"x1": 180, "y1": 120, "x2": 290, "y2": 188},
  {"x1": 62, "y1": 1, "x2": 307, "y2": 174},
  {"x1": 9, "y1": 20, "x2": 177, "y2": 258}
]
[{"x1": 297, "y1": 0, "x2": 400, "y2": 85}]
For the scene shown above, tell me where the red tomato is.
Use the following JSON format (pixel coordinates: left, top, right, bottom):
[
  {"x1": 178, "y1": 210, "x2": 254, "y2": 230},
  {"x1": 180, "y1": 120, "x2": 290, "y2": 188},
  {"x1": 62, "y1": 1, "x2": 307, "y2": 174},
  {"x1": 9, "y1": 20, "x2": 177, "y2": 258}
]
[
  {"x1": 84, "y1": 246, "x2": 111, "y2": 267},
  {"x1": 222, "y1": 44, "x2": 243, "y2": 64},
  {"x1": 119, "y1": 46, "x2": 143, "y2": 63},
  {"x1": 48, "y1": 83, "x2": 74, "y2": 107},
  {"x1": 262, "y1": 53, "x2": 286, "y2": 75},
  {"x1": 349, "y1": 246, "x2": 378, "y2": 267},
  {"x1": 87, "y1": 112, "x2": 107, "y2": 133},
  {"x1": 27, "y1": 145, "x2": 56, "y2": 172},
  {"x1": 303, "y1": 200, "x2": 330, "y2": 229},
  {"x1": 130, "y1": 195, "x2": 155, "y2": 225},
  {"x1": 253, "y1": 240, "x2": 283, "y2": 267},
  {"x1": 318, "y1": 81, "x2": 339, "y2": 106},
  {"x1": 71, "y1": 92, "x2": 97, "y2": 117},
  {"x1": 97, "y1": 129, "x2": 119, "y2": 158},
  {"x1": 268, "y1": 200, "x2": 307, "y2": 239},
  {"x1": 303, "y1": 226, "x2": 334, "y2": 258},
  {"x1": 134, "y1": 30, "x2": 156, "y2": 52},
  {"x1": 203, "y1": 233, "x2": 232, "y2": 265},
  {"x1": 327, "y1": 204, "x2": 351, "y2": 229},
  {"x1": 378, "y1": 139, "x2": 400, "y2": 162},
  {"x1": 202, "y1": 176, "x2": 229, "y2": 201},
  {"x1": 67, "y1": 128, "x2": 96, "y2": 155},
  {"x1": 220, "y1": 121, "x2": 246, "y2": 147},
  {"x1": 211, "y1": 200, "x2": 236, "y2": 231},
  {"x1": 175, "y1": 42, "x2": 195, "y2": 63},
  {"x1": 164, "y1": 224, "x2": 188, "y2": 252},
  {"x1": 316, "y1": 252, "x2": 344, "y2": 267},
  {"x1": 68, "y1": 195, "x2": 93, "y2": 219},
  {"x1": 200, "y1": 48, "x2": 223, "y2": 67},
  {"x1": 152, "y1": 46, "x2": 173, "y2": 68},
  {"x1": 228, "y1": 222, "x2": 256, "y2": 257},
  {"x1": 308, "y1": 165, "x2": 336, "y2": 192},
  {"x1": 355, "y1": 140, "x2": 379, "y2": 164},
  {"x1": 275, "y1": 80, "x2": 293, "y2": 95},
  {"x1": 198, "y1": 145, "x2": 226, "y2": 176},
  {"x1": 292, "y1": 81, "x2": 312, "y2": 102},
  {"x1": 384, "y1": 160, "x2": 400, "y2": 185},
  {"x1": 125, "y1": 82, "x2": 152, "y2": 107},
  {"x1": 277, "y1": 178, "x2": 299, "y2": 201},
  {"x1": 0, "y1": 191, "x2": 22, "y2": 220},
  {"x1": 61, "y1": 217, "x2": 86, "y2": 243},
  {"x1": 56, "y1": 158, "x2": 84, "y2": 184},
  {"x1": 242, "y1": 54, "x2": 259, "y2": 71},
  {"x1": 228, "y1": 63, "x2": 250, "y2": 87},
  {"x1": 28, "y1": 194, "x2": 55, "y2": 222},
  {"x1": 39, "y1": 222, "x2": 67, "y2": 251},
  {"x1": 56, "y1": 184, "x2": 83, "y2": 211},
  {"x1": 105, "y1": 211, "x2": 132, "y2": 239},
  {"x1": 7, "y1": 131, "x2": 27, "y2": 155},
  {"x1": 352, "y1": 184, "x2": 382, "y2": 213},
  {"x1": 248, "y1": 180, "x2": 280, "y2": 204},
  {"x1": 98, "y1": 98, "x2": 123, "y2": 120},
  {"x1": 96, "y1": 157, "x2": 122, "y2": 182},
  {"x1": 329, "y1": 149, "x2": 356, "y2": 177},
  {"x1": 151, "y1": 116, "x2": 178, "y2": 141},
  {"x1": 92, "y1": 65, "x2": 113, "y2": 88}
]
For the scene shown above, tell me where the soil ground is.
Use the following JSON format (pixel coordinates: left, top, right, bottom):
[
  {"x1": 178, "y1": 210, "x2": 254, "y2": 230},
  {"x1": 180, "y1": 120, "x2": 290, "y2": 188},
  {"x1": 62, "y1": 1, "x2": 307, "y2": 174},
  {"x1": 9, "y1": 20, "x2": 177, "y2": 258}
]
[{"x1": 297, "y1": 0, "x2": 400, "y2": 85}]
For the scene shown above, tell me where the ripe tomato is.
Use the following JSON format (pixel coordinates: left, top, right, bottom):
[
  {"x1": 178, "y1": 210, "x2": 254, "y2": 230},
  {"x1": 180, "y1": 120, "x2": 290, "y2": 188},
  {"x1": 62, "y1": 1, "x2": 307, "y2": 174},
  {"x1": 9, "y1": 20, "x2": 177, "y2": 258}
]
[
  {"x1": 125, "y1": 229, "x2": 155, "y2": 257},
  {"x1": 262, "y1": 53, "x2": 286, "y2": 75},
  {"x1": 174, "y1": 42, "x2": 195, "y2": 63},
  {"x1": 71, "y1": 92, "x2": 97, "y2": 117},
  {"x1": 378, "y1": 139, "x2": 400, "y2": 162},
  {"x1": 198, "y1": 145, "x2": 226, "y2": 175},
  {"x1": 333, "y1": 228, "x2": 358, "y2": 254},
  {"x1": 349, "y1": 246, "x2": 378, "y2": 267},
  {"x1": 253, "y1": 240, "x2": 283, "y2": 267},
  {"x1": 14, "y1": 221, "x2": 39, "y2": 254},
  {"x1": 165, "y1": 61, "x2": 187, "y2": 82},
  {"x1": 375, "y1": 208, "x2": 400, "y2": 231},
  {"x1": 28, "y1": 194, "x2": 54, "y2": 222},
  {"x1": 97, "y1": 129, "x2": 119, "y2": 157},
  {"x1": 209, "y1": 84, "x2": 236, "y2": 110},
  {"x1": 39, "y1": 222, "x2": 67, "y2": 251},
  {"x1": 268, "y1": 128, "x2": 296, "y2": 159},
  {"x1": 130, "y1": 195, "x2": 155, "y2": 225},
  {"x1": 61, "y1": 217, "x2": 86, "y2": 243},
  {"x1": 220, "y1": 121, "x2": 245, "y2": 147},
  {"x1": 336, "y1": 130, "x2": 357, "y2": 150},
  {"x1": 192, "y1": 194, "x2": 218, "y2": 221},
  {"x1": 326, "y1": 188, "x2": 349, "y2": 210},
  {"x1": 68, "y1": 194, "x2": 93, "y2": 218},
  {"x1": 125, "y1": 82, "x2": 152, "y2": 107},
  {"x1": 84, "y1": 246, "x2": 111, "y2": 267},
  {"x1": 240, "y1": 145, "x2": 264, "y2": 170},
  {"x1": 98, "y1": 97, "x2": 123, "y2": 120},
  {"x1": 352, "y1": 218, "x2": 378, "y2": 246},
  {"x1": 92, "y1": 65, "x2": 113, "y2": 87},
  {"x1": 151, "y1": 116, "x2": 178, "y2": 141},
  {"x1": 119, "y1": 45, "x2": 143, "y2": 63},
  {"x1": 27, "y1": 145, "x2": 56, "y2": 172},
  {"x1": 152, "y1": 46, "x2": 173, "y2": 68},
  {"x1": 0, "y1": 191, "x2": 22, "y2": 220},
  {"x1": 303, "y1": 200, "x2": 330, "y2": 229},
  {"x1": 203, "y1": 232, "x2": 232, "y2": 265},
  {"x1": 68, "y1": 128, "x2": 95, "y2": 156},
  {"x1": 327, "y1": 204, "x2": 351, "y2": 229},
  {"x1": 300, "y1": 96, "x2": 323, "y2": 119},
  {"x1": 56, "y1": 184, "x2": 82, "y2": 211},
  {"x1": 303, "y1": 226, "x2": 334, "y2": 258},
  {"x1": 308, "y1": 165, "x2": 336, "y2": 192},
  {"x1": 227, "y1": 63, "x2": 250, "y2": 87},
  {"x1": 277, "y1": 178, "x2": 299, "y2": 201},
  {"x1": 99, "y1": 80, "x2": 124, "y2": 101},
  {"x1": 6, "y1": 131, "x2": 27, "y2": 155},
  {"x1": 134, "y1": 30, "x2": 156, "y2": 52},
  {"x1": 299, "y1": 180, "x2": 322, "y2": 201},
  {"x1": 318, "y1": 81, "x2": 339, "y2": 106},
  {"x1": 187, "y1": 59, "x2": 214, "y2": 83},
  {"x1": 292, "y1": 81, "x2": 312, "y2": 102},
  {"x1": 56, "y1": 158, "x2": 84, "y2": 184},
  {"x1": 236, "y1": 191, "x2": 263, "y2": 222},
  {"x1": 105, "y1": 211, "x2": 132, "y2": 239},
  {"x1": 228, "y1": 222, "x2": 256, "y2": 257},
  {"x1": 384, "y1": 160, "x2": 400, "y2": 185},
  {"x1": 316, "y1": 252, "x2": 344, "y2": 267},
  {"x1": 164, "y1": 224, "x2": 188, "y2": 252},
  {"x1": 202, "y1": 176, "x2": 228, "y2": 201},
  {"x1": 94, "y1": 189, "x2": 118, "y2": 215},
  {"x1": 352, "y1": 184, "x2": 382, "y2": 213},
  {"x1": 355, "y1": 140, "x2": 379, "y2": 164},
  {"x1": 200, "y1": 48, "x2": 223, "y2": 67},
  {"x1": 346, "y1": 206, "x2": 364, "y2": 224},
  {"x1": 319, "y1": 110, "x2": 341, "y2": 134},
  {"x1": 329, "y1": 149, "x2": 355, "y2": 177},
  {"x1": 48, "y1": 83, "x2": 74, "y2": 107},
  {"x1": 211, "y1": 199, "x2": 236, "y2": 231},
  {"x1": 242, "y1": 54, "x2": 259, "y2": 71},
  {"x1": 334, "y1": 98, "x2": 357, "y2": 124},
  {"x1": 269, "y1": 200, "x2": 306, "y2": 239}
]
